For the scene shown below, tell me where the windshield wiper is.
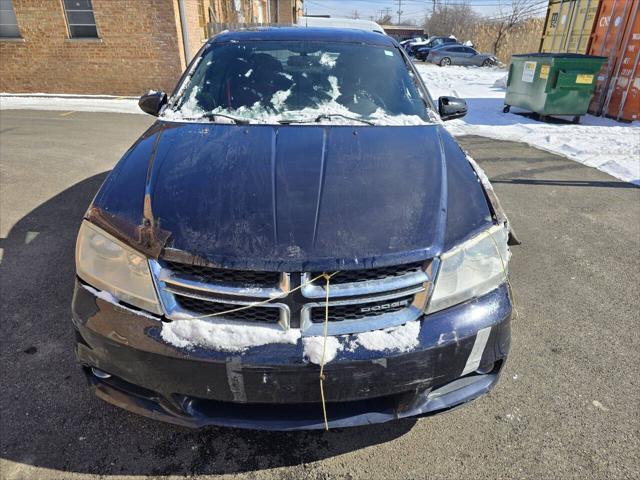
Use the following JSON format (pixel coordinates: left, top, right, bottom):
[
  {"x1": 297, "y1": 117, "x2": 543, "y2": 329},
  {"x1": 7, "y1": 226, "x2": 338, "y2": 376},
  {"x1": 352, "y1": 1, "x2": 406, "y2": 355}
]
[
  {"x1": 277, "y1": 114, "x2": 374, "y2": 126},
  {"x1": 314, "y1": 113, "x2": 375, "y2": 125},
  {"x1": 201, "y1": 112, "x2": 250, "y2": 125}
]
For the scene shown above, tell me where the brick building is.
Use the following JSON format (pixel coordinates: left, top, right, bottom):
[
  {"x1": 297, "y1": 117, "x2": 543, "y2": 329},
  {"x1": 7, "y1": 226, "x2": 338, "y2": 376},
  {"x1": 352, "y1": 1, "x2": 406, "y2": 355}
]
[{"x1": 0, "y1": 0, "x2": 303, "y2": 96}]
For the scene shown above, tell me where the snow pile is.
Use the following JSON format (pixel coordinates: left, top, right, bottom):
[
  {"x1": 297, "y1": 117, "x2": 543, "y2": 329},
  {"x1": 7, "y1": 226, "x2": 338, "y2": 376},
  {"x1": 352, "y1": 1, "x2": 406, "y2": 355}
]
[
  {"x1": 303, "y1": 336, "x2": 342, "y2": 364},
  {"x1": 161, "y1": 318, "x2": 301, "y2": 351},
  {"x1": 302, "y1": 320, "x2": 421, "y2": 365},
  {"x1": 416, "y1": 64, "x2": 640, "y2": 185},
  {"x1": 492, "y1": 75, "x2": 508, "y2": 89},
  {"x1": 1, "y1": 93, "x2": 142, "y2": 114},
  {"x1": 352, "y1": 320, "x2": 421, "y2": 352}
]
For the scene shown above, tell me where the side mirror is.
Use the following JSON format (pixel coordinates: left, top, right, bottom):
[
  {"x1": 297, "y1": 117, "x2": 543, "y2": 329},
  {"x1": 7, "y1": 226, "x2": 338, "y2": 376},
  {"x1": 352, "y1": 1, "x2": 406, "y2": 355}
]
[
  {"x1": 138, "y1": 91, "x2": 167, "y2": 116},
  {"x1": 438, "y1": 96, "x2": 467, "y2": 121}
]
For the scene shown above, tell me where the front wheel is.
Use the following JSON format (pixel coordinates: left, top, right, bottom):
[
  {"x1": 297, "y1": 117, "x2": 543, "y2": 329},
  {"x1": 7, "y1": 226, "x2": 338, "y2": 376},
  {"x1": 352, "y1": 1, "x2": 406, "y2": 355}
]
[
  {"x1": 482, "y1": 59, "x2": 493, "y2": 67},
  {"x1": 503, "y1": 105, "x2": 510, "y2": 113},
  {"x1": 440, "y1": 57, "x2": 451, "y2": 67}
]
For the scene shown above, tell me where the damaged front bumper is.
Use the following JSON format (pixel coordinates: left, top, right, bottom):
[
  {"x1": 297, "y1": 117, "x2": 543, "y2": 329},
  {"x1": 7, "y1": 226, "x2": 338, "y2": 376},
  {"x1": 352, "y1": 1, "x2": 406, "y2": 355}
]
[{"x1": 72, "y1": 280, "x2": 511, "y2": 430}]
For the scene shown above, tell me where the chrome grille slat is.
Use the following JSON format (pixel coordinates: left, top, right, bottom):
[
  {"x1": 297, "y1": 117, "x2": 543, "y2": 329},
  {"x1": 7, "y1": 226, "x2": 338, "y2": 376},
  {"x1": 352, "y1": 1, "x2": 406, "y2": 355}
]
[
  {"x1": 162, "y1": 260, "x2": 281, "y2": 286},
  {"x1": 309, "y1": 261, "x2": 425, "y2": 284},
  {"x1": 157, "y1": 266, "x2": 290, "y2": 299},
  {"x1": 300, "y1": 269, "x2": 429, "y2": 299}
]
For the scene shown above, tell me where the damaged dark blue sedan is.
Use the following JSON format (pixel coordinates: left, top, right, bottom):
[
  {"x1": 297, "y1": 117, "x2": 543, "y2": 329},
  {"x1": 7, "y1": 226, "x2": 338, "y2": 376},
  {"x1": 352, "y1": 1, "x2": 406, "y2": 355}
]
[{"x1": 72, "y1": 27, "x2": 516, "y2": 430}]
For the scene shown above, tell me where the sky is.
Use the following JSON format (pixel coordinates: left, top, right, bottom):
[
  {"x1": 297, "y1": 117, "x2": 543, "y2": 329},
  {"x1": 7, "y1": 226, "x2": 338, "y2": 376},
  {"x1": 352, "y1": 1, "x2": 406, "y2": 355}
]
[{"x1": 304, "y1": 0, "x2": 549, "y2": 25}]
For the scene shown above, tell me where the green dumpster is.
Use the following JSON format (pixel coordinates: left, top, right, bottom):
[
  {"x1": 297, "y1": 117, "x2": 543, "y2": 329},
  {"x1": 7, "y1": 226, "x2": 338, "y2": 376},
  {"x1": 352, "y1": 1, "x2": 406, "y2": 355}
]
[{"x1": 503, "y1": 53, "x2": 606, "y2": 123}]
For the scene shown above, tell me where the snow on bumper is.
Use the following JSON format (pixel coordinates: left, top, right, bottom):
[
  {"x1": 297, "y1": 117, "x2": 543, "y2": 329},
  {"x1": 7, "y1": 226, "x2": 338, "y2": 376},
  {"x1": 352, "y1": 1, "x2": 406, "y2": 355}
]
[{"x1": 71, "y1": 279, "x2": 511, "y2": 429}]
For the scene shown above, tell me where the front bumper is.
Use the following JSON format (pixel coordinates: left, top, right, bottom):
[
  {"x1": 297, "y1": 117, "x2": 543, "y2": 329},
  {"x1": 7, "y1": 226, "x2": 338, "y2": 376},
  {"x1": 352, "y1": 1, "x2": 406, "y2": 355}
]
[{"x1": 72, "y1": 280, "x2": 511, "y2": 430}]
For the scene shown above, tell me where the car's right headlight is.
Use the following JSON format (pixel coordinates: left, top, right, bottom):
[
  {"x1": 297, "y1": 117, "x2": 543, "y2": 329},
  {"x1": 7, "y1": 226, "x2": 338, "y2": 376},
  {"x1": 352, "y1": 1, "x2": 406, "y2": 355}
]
[
  {"x1": 427, "y1": 224, "x2": 509, "y2": 314},
  {"x1": 75, "y1": 220, "x2": 162, "y2": 314}
]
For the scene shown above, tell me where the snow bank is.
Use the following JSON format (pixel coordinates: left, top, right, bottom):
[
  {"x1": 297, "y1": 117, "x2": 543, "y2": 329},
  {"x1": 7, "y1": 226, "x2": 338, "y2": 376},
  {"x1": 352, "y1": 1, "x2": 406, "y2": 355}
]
[
  {"x1": 416, "y1": 64, "x2": 640, "y2": 185},
  {"x1": 1, "y1": 93, "x2": 142, "y2": 114},
  {"x1": 161, "y1": 318, "x2": 301, "y2": 351}
]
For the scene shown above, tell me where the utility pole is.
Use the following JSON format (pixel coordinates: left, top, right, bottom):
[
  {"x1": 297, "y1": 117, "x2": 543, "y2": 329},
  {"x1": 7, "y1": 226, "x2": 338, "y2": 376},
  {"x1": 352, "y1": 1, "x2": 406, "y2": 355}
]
[
  {"x1": 432, "y1": 0, "x2": 436, "y2": 16},
  {"x1": 396, "y1": 0, "x2": 403, "y2": 23}
]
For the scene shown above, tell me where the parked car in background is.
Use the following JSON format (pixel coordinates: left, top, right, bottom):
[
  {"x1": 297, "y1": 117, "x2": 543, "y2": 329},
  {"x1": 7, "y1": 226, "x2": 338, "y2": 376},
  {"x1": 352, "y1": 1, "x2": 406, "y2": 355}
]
[
  {"x1": 428, "y1": 45, "x2": 498, "y2": 67},
  {"x1": 413, "y1": 36, "x2": 459, "y2": 60},
  {"x1": 73, "y1": 27, "x2": 515, "y2": 431},
  {"x1": 401, "y1": 36, "x2": 428, "y2": 50}
]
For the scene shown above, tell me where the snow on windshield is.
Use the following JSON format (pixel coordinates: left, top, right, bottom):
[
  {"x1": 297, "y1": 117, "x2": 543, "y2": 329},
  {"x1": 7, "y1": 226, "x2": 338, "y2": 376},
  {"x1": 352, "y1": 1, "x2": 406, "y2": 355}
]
[{"x1": 161, "y1": 41, "x2": 431, "y2": 126}]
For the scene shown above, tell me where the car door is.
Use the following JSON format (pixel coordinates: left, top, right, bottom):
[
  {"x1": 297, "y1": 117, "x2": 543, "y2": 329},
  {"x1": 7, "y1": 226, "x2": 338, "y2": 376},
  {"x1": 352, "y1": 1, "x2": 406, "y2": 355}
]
[
  {"x1": 447, "y1": 46, "x2": 465, "y2": 65},
  {"x1": 464, "y1": 47, "x2": 479, "y2": 65}
]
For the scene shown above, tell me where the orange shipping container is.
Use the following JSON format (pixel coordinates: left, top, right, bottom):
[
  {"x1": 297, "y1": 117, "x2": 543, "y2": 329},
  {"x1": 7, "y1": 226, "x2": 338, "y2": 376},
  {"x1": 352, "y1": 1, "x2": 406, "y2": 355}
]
[{"x1": 589, "y1": 0, "x2": 640, "y2": 121}]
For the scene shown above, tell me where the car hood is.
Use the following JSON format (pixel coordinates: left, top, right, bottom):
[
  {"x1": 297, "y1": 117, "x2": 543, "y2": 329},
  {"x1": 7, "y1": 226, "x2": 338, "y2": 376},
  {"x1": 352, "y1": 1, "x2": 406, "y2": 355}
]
[{"x1": 92, "y1": 122, "x2": 493, "y2": 271}]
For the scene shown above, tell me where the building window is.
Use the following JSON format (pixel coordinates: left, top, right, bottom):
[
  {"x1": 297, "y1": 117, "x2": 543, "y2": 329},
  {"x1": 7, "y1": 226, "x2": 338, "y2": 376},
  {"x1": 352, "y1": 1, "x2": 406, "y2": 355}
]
[
  {"x1": 63, "y1": 0, "x2": 98, "y2": 38},
  {"x1": 0, "y1": 0, "x2": 21, "y2": 38},
  {"x1": 197, "y1": 0, "x2": 207, "y2": 40}
]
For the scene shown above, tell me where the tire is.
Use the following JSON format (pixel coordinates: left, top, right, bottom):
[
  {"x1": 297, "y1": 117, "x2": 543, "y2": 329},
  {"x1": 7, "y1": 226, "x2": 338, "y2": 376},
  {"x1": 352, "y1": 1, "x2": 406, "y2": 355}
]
[
  {"x1": 482, "y1": 59, "x2": 492, "y2": 67},
  {"x1": 440, "y1": 57, "x2": 451, "y2": 67},
  {"x1": 503, "y1": 105, "x2": 510, "y2": 113}
]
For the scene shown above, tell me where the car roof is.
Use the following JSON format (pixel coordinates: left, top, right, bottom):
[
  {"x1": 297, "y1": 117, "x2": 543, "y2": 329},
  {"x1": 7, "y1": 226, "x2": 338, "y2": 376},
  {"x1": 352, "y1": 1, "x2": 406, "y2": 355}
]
[
  {"x1": 297, "y1": 17, "x2": 385, "y2": 34},
  {"x1": 210, "y1": 27, "x2": 396, "y2": 47}
]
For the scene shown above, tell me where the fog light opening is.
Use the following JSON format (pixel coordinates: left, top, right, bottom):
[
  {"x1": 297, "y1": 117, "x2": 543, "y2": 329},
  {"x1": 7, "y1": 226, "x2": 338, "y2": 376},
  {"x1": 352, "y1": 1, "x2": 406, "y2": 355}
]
[
  {"x1": 475, "y1": 362, "x2": 495, "y2": 375},
  {"x1": 91, "y1": 367, "x2": 112, "y2": 379}
]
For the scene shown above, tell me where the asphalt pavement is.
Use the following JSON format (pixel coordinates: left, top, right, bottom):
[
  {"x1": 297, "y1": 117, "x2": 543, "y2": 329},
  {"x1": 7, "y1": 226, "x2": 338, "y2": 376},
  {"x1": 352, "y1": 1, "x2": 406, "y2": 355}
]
[{"x1": 0, "y1": 110, "x2": 638, "y2": 480}]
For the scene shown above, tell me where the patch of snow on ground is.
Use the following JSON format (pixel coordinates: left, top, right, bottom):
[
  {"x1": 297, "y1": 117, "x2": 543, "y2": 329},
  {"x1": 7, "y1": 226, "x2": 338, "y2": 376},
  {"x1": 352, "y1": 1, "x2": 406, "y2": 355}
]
[
  {"x1": 353, "y1": 321, "x2": 420, "y2": 352},
  {"x1": 1, "y1": 93, "x2": 142, "y2": 114},
  {"x1": 161, "y1": 318, "x2": 301, "y2": 351},
  {"x1": 302, "y1": 336, "x2": 342, "y2": 364},
  {"x1": 415, "y1": 64, "x2": 640, "y2": 185}
]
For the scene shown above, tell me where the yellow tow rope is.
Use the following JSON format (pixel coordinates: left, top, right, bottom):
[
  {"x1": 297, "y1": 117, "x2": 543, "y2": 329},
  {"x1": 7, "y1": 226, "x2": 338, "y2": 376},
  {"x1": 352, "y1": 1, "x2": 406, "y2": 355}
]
[{"x1": 319, "y1": 273, "x2": 332, "y2": 430}]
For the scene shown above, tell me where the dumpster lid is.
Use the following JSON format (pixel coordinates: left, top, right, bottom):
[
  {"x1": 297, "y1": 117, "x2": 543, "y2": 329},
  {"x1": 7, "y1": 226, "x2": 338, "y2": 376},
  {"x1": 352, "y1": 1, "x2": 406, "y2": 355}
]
[{"x1": 512, "y1": 52, "x2": 607, "y2": 60}]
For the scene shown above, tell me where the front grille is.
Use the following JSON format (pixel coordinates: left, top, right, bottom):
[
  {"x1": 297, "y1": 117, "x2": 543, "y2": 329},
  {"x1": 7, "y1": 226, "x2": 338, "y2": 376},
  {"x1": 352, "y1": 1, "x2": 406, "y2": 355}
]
[
  {"x1": 173, "y1": 295, "x2": 281, "y2": 323},
  {"x1": 152, "y1": 257, "x2": 435, "y2": 335},
  {"x1": 162, "y1": 261, "x2": 280, "y2": 287},
  {"x1": 310, "y1": 261, "x2": 424, "y2": 285},
  {"x1": 310, "y1": 295, "x2": 414, "y2": 323}
]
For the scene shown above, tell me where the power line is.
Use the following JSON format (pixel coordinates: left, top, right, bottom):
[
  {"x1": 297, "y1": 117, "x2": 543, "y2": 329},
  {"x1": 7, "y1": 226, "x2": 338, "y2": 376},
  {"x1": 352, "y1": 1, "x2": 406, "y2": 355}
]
[{"x1": 305, "y1": 0, "x2": 549, "y2": 20}]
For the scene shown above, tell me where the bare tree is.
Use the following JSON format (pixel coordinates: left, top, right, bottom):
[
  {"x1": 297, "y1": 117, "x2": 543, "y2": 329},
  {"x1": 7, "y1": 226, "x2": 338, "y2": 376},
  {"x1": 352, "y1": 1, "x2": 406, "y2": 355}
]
[
  {"x1": 375, "y1": 13, "x2": 393, "y2": 25},
  {"x1": 424, "y1": 1, "x2": 478, "y2": 38},
  {"x1": 489, "y1": 0, "x2": 541, "y2": 54}
]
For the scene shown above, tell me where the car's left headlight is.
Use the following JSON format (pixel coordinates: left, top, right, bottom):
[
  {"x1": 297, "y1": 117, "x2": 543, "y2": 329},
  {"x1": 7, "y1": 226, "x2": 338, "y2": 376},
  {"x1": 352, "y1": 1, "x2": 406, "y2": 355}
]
[
  {"x1": 427, "y1": 224, "x2": 509, "y2": 314},
  {"x1": 75, "y1": 220, "x2": 162, "y2": 314}
]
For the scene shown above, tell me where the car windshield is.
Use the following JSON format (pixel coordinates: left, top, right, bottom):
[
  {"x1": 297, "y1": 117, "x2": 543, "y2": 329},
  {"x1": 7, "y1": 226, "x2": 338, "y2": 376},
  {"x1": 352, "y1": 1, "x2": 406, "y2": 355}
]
[{"x1": 163, "y1": 40, "x2": 433, "y2": 125}]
